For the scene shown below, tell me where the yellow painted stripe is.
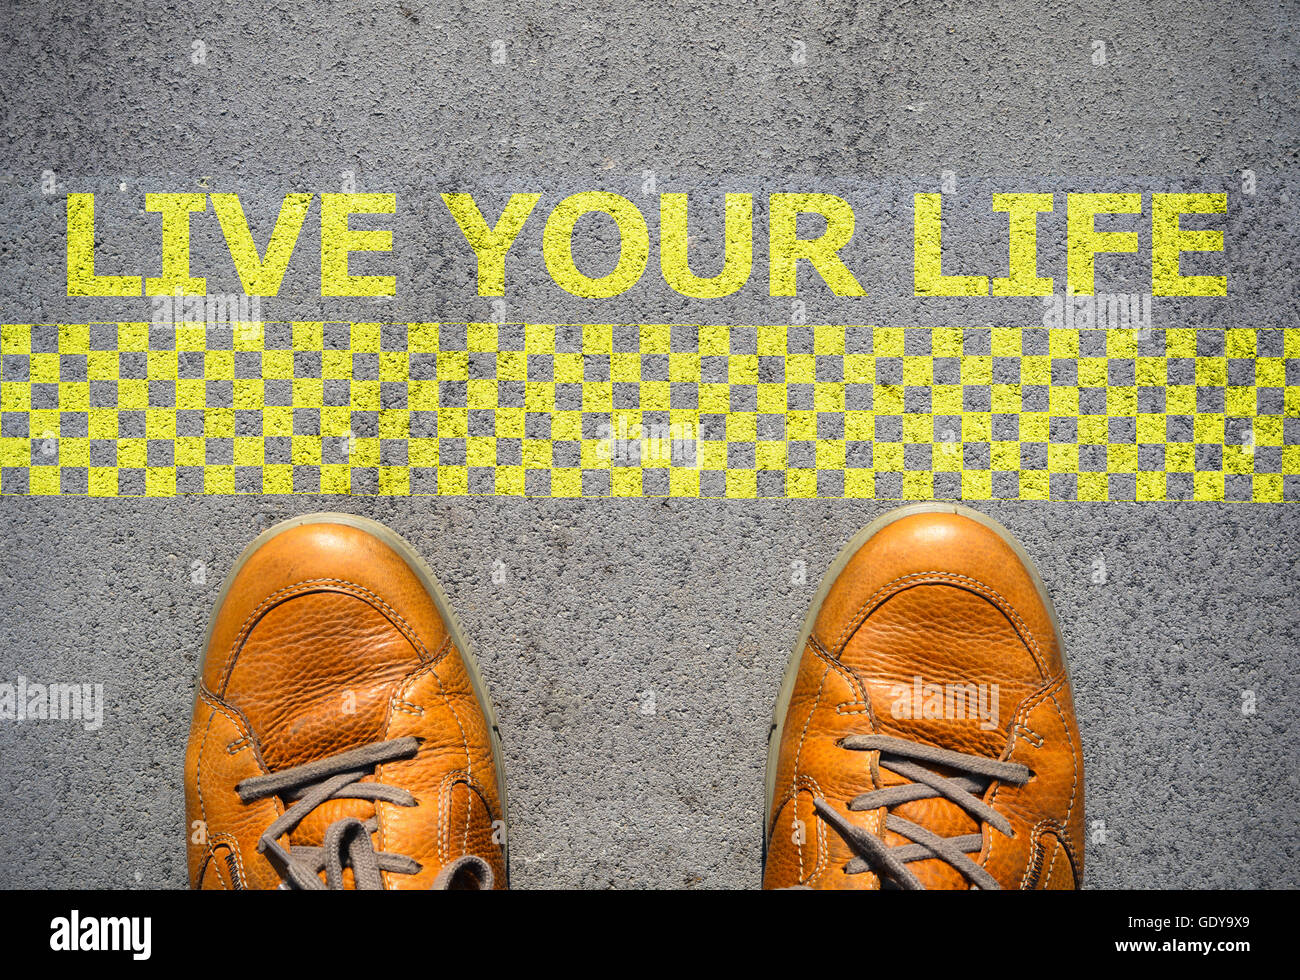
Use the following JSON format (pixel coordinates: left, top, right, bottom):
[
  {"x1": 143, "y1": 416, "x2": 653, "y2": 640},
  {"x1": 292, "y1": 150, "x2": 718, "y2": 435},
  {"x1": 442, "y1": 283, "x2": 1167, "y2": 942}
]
[{"x1": 0, "y1": 322, "x2": 1294, "y2": 500}]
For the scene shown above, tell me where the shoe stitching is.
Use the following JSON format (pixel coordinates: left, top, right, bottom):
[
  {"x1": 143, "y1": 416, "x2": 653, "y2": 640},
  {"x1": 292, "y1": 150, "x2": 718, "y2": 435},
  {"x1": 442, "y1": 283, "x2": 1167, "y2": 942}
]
[
  {"x1": 218, "y1": 577, "x2": 433, "y2": 694},
  {"x1": 1051, "y1": 689, "x2": 1082, "y2": 831},
  {"x1": 376, "y1": 653, "x2": 479, "y2": 882},
  {"x1": 807, "y1": 633, "x2": 884, "y2": 791},
  {"x1": 1043, "y1": 834, "x2": 1063, "y2": 887},
  {"x1": 200, "y1": 686, "x2": 272, "y2": 774},
  {"x1": 435, "y1": 769, "x2": 496, "y2": 867},
  {"x1": 1014, "y1": 723, "x2": 1045, "y2": 748},
  {"x1": 207, "y1": 834, "x2": 247, "y2": 890},
  {"x1": 195, "y1": 690, "x2": 252, "y2": 831},
  {"x1": 192, "y1": 706, "x2": 217, "y2": 857},
  {"x1": 790, "y1": 660, "x2": 828, "y2": 795},
  {"x1": 1018, "y1": 824, "x2": 1049, "y2": 890},
  {"x1": 374, "y1": 660, "x2": 433, "y2": 883},
  {"x1": 1049, "y1": 823, "x2": 1082, "y2": 887},
  {"x1": 438, "y1": 770, "x2": 461, "y2": 864},
  {"x1": 983, "y1": 672, "x2": 1071, "y2": 877},
  {"x1": 792, "y1": 773, "x2": 828, "y2": 885},
  {"x1": 1018, "y1": 821, "x2": 1078, "y2": 889},
  {"x1": 427, "y1": 658, "x2": 476, "y2": 857},
  {"x1": 835, "y1": 702, "x2": 873, "y2": 715},
  {"x1": 193, "y1": 692, "x2": 282, "y2": 888},
  {"x1": 200, "y1": 846, "x2": 229, "y2": 890},
  {"x1": 425, "y1": 634, "x2": 454, "y2": 668},
  {"x1": 783, "y1": 643, "x2": 888, "y2": 885},
  {"x1": 828, "y1": 571, "x2": 1051, "y2": 678},
  {"x1": 790, "y1": 662, "x2": 828, "y2": 880},
  {"x1": 808, "y1": 632, "x2": 873, "y2": 712}
]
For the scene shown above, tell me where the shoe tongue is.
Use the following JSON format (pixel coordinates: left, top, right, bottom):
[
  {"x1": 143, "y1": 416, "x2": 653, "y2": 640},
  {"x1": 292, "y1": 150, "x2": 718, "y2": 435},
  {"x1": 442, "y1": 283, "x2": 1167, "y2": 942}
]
[
  {"x1": 836, "y1": 584, "x2": 1044, "y2": 888},
  {"x1": 289, "y1": 795, "x2": 377, "y2": 852},
  {"x1": 874, "y1": 760, "x2": 982, "y2": 889}
]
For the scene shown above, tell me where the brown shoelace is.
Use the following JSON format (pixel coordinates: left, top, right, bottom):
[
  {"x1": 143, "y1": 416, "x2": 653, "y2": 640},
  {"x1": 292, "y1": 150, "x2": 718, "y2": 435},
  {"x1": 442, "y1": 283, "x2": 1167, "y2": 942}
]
[
  {"x1": 813, "y1": 734, "x2": 1031, "y2": 890},
  {"x1": 236, "y1": 736, "x2": 493, "y2": 890}
]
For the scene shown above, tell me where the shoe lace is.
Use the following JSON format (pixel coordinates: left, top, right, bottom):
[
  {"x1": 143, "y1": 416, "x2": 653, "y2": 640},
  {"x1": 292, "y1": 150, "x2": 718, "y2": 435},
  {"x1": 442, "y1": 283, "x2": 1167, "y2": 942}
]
[
  {"x1": 813, "y1": 734, "x2": 1031, "y2": 890},
  {"x1": 235, "y1": 735, "x2": 493, "y2": 890}
]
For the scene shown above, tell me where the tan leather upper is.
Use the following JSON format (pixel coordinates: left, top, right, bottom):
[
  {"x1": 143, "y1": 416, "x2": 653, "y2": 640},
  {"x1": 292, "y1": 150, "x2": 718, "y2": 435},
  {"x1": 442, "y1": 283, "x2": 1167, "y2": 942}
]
[
  {"x1": 764, "y1": 511, "x2": 1085, "y2": 889},
  {"x1": 184, "y1": 521, "x2": 506, "y2": 889}
]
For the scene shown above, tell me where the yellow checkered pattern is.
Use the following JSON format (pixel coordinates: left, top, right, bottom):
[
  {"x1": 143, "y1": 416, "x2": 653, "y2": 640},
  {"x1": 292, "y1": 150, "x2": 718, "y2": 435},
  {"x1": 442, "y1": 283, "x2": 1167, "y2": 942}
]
[{"x1": 1, "y1": 322, "x2": 1296, "y2": 500}]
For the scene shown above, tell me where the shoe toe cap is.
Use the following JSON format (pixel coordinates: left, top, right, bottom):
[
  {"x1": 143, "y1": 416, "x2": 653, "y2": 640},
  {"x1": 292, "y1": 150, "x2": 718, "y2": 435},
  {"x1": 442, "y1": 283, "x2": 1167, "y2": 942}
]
[{"x1": 811, "y1": 510, "x2": 1066, "y2": 680}]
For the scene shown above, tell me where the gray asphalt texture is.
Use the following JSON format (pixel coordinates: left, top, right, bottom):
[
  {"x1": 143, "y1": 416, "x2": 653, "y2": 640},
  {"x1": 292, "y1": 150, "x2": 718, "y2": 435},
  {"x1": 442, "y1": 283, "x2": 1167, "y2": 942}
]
[{"x1": 0, "y1": 1, "x2": 1297, "y2": 888}]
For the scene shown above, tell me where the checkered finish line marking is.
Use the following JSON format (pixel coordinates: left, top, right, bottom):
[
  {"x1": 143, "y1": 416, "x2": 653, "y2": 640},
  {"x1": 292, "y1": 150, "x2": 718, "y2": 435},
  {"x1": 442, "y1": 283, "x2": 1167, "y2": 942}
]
[{"x1": 1, "y1": 322, "x2": 1296, "y2": 500}]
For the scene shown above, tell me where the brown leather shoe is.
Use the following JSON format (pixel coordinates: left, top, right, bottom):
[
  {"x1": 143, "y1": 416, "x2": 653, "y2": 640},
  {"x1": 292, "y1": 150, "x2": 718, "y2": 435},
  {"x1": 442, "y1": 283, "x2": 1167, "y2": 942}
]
[
  {"x1": 184, "y1": 513, "x2": 507, "y2": 889},
  {"x1": 763, "y1": 503, "x2": 1084, "y2": 889}
]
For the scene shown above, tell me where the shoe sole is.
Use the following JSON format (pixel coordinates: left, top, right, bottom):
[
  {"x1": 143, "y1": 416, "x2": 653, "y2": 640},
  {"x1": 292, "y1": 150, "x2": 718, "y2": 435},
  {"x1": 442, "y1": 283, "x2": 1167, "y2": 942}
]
[
  {"x1": 198, "y1": 511, "x2": 511, "y2": 880},
  {"x1": 761, "y1": 502, "x2": 1067, "y2": 859}
]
